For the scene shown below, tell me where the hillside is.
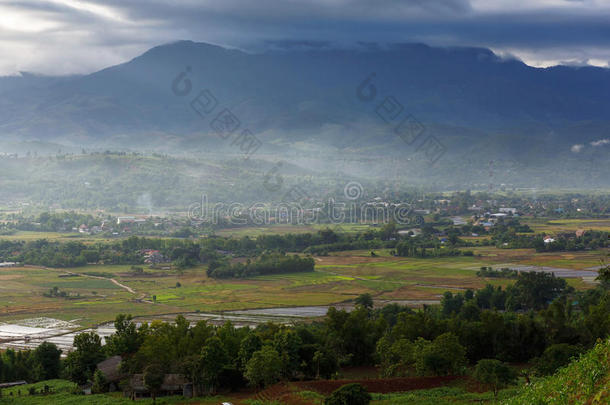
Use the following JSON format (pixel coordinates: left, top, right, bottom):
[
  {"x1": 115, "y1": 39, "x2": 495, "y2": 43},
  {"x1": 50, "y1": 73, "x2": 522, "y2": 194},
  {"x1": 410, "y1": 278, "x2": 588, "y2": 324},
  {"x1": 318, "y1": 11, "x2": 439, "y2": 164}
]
[
  {"x1": 506, "y1": 338, "x2": 610, "y2": 404},
  {"x1": 2, "y1": 41, "x2": 610, "y2": 143},
  {"x1": 1, "y1": 41, "x2": 609, "y2": 189}
]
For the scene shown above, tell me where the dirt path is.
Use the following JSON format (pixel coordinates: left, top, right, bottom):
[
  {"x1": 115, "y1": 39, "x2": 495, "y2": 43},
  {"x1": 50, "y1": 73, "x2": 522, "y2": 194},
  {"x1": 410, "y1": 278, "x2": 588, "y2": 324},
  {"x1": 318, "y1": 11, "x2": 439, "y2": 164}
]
[
  {"x1": 61, "y1": 270, "x2": 137, "y2": 294},
  {"x1": 29, "y1": 264, "x2": 139, "y2": 296}
]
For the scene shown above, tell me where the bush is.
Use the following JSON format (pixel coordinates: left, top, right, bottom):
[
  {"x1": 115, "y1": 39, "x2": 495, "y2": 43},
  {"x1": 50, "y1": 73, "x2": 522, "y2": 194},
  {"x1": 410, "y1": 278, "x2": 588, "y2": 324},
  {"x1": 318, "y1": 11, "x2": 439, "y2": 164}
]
[
  {"x1": 92, "y1": 369, "x2": 108, "y2": 394},
  {"x1": 532, "y1": 344, "x2": 581, "y2": 376},
  {"x1": 473, "y1": 359, "x2": 517, "y2": 396},
  {"x1": 325, "y1": 383, "x2": 371, "y2": 405},
  {"x1": 415, "y1": 333, "x2": 466, "y2": 376}
]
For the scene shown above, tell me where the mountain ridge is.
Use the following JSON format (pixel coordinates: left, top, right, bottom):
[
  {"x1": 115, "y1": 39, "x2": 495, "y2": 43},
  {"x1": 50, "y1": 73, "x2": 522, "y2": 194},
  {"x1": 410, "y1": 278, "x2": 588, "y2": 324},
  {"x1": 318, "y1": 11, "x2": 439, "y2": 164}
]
[{"x1": 0, "y1": 40, "x2": 609, "y2": 165}]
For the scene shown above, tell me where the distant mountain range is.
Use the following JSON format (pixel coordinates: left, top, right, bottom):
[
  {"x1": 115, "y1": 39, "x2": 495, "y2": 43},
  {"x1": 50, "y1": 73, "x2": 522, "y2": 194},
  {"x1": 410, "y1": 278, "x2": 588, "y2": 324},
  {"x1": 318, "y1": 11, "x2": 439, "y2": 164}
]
[{"x1": 0, "y1": 40, "x2": 609, "y2": 187}]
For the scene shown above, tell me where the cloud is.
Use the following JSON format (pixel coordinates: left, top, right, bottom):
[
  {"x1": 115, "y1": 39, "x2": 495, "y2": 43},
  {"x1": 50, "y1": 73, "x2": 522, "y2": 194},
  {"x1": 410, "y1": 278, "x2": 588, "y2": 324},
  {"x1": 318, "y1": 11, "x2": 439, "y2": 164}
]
[
  {"x1": 1, "y1": 0, "x2": 610, "y2": 75},
  {"x1": 571, "y1": 144, "x2": 585, "y2": 153},
  {"x1": 590, "y1": 138, "x2": 610, "y2": 147}
]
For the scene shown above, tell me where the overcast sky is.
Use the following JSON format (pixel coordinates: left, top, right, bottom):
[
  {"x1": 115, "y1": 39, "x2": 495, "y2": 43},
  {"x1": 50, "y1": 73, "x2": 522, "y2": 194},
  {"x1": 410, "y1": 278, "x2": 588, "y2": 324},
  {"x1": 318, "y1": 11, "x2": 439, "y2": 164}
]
[{"x1": 1, "y1": 0, "x2": 610, "y2": 76}]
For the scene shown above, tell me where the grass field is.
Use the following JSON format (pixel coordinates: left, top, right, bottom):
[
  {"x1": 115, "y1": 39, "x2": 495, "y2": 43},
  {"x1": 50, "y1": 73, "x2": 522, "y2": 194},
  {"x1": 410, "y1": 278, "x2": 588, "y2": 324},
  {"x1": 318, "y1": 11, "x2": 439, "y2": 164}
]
[
  {"x1": 522, "y1": 217, "x2": 610, "y2": 233},
  {"x1": 215, "y1": 223, "x2": 376, "y2": 237},
  {"x1": 0, "y1": 231, "x2": 81, "y2": 241},
  {"x1": 0, "y1": 245, "x2": 605, "y2": 327},
  {"x1": 0, "y1": 380, "x2": 229, "y2": 404}
]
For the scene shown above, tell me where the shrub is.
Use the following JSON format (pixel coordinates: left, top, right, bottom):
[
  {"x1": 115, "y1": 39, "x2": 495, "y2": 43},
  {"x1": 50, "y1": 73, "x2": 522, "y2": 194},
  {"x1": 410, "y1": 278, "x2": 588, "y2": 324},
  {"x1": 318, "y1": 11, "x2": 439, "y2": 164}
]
[
  {"x1": 473, "y1": 359, "x2": 517, "y2": 396},
  {"x1": 532, "y1": 344, "x2": 581, "y2": 376},
  {"x1": 415, "y1": 333, "x2": 466, "y2": 376},
  {"x1": 324, "y1": 383, "x2": 371, "y2": 405}
]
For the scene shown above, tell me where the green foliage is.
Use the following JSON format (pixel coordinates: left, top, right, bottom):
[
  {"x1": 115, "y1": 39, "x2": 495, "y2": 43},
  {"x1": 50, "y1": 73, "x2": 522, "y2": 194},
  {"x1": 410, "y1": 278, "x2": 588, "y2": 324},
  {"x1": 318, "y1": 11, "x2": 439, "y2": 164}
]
[
  {"x1": 65, "y1": 332, "x2": 105, "y2": 385},
  {"x1": 105, "y1": 314, "x2": 142, "y2": 357},
  {"x1": 476, "y1": 266, "x2": 519, "y2": 279},
  {"x1": 371, "y1": 386, "x2": 520, "y2": 404},
  {"x1": 376, "y1": 336, "x2": 415, "y2": 377},
  {"x1": 355, "y1": 293, "x2": 373, "y2": 309},
  {"x1": 415, "y1": 333, "x2": 466, "y2": 376},
  {"x1": 33, "y1": 342, "x2": 62, "y2": 380},
  {"x1": 597, "y1": 263, "x2": 610, "y2": 289},
  {"x1": 324, "y1": 383, "x2": 371, "y2": 405},
  {"x1": 506, "y1": 271, "x2": 571, "y2": 311},
  {"x1": 532, "y1": 344, "x2": 582, "y2": 376},
  {"x1": 91, "y1": 369, "x2": 107, "y2": 394},
  {"x1": 207, "y1": 252, "x2": 314, "y2": 278},
  {"x1": 244, "y1": 346, "x2": 282, "y2": 388},
  {"x1": 200, "y1": 337, "x2": 228, "y2": 391},
  {"x1": 472, "y1": 359, "x2": 516, "y2": 396},
  {"x1": 143, "y1": 363, "x2": 164, "y2": 402},
  {"x1": 506, "y1": 338, "x2": 610, "y2": 405}
]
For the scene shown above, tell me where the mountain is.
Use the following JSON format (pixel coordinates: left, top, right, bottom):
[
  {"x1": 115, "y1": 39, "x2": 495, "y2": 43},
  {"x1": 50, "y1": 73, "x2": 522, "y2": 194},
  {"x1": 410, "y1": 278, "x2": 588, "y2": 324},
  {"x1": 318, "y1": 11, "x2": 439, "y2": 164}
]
[
  {"x1": 0, "y1": 40, "x2": 609, "y2": 188},
  {"x1": 1, "y1": 41, "x2": 610, "y2": 142}
]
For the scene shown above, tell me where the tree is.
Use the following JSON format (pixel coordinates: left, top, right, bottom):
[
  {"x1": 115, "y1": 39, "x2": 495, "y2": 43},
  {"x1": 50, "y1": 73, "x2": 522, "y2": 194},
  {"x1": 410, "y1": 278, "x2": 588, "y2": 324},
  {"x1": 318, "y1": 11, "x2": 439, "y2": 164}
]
[
  {"x1": 65, "y1": 332, "x2": 105, "y2": 385},
  {"x1": 238, "y1": 333, "x2": 262, "y2": 371},
  {"x1": 244, "y1": 346, "x2": 282, "y2": 389},
  {"x1": 473, "y1": 359, "x2": 517, "y2": 397},
  {"x1": 379, "y1": 222, "x2": 397, "y2": 241},
  {"x1": 441, "y1": 292, "x2": 464, "y2": 316},
  {"x1": 312, "y1": 346, "x2": 339, "y2": 379},
  {"x1": 143, "y1": 363, "x2": 164, "y2": 404},
  {"x1": 355, "y1": 293, "x2": 374, "y2": 310},
  {"x1": 415, "y1": 333, "x2": 466, "y2": 376},
  {"x1": 200, "y1": 337, "x2": 228, "y2": 393},
  {"x1": 33, "y1": 342, "x2": 62, "y2": 380},
  {"x1": 273, "y1": 328, "x2": 303, "y2": 379},
  {"x1": 325, "y1": 383, "x2": 371, "y2": 405},
  {"x1": 506, "y1": 272, "x2": 569, "y2": 311},
  {"x1": 105, "y1": 314, "x2": 141, "y2": 356},
  {"x1": 533, "y1": 344, "x2": 581, "y2": 376},
  {"x1": 596, "y1": 262, "x2": 610, "y2": 289},
  {"x1": 376, "y1": 337, "x2": 415, "y2": 377}
]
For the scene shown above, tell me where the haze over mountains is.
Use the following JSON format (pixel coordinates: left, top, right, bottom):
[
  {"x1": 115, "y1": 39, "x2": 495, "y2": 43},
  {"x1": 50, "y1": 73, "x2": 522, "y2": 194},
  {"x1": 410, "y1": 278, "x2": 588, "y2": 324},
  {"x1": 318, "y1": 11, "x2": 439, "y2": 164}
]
[{"x1": 1, "y1": 40, "x2": 609, "y2": 189}]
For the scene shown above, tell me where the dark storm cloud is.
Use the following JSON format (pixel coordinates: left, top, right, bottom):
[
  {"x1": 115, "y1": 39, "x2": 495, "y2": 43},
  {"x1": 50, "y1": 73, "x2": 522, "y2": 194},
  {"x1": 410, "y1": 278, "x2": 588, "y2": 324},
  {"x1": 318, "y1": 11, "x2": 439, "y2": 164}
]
[{"x1": 1, "y1": 0, "x2": 609, "y2": 75}]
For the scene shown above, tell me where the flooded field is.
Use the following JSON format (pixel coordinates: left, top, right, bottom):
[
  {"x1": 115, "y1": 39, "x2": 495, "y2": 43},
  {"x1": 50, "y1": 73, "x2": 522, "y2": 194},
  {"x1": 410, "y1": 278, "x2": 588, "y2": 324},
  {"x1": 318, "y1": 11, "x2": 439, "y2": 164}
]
[
  {"x1": 505, "y1": 265, "x2": 599, "y2": 281},
  {"x1": 0, "y1": 317, "x2": 115, "y2": 353},
  {"x1": 0, "y1": 307, "x2": 346, "y2": 352}
]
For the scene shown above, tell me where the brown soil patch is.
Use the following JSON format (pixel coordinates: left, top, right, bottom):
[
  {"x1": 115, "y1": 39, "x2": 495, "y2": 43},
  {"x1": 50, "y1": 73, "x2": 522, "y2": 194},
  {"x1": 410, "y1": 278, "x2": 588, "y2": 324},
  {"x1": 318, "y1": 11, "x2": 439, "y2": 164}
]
[
  {"x1": 293, "y1": 375, "x2": 464, "y2": 395},
  {"x1": 0, "y1": 274, "x2": 23, "y2": 280}
]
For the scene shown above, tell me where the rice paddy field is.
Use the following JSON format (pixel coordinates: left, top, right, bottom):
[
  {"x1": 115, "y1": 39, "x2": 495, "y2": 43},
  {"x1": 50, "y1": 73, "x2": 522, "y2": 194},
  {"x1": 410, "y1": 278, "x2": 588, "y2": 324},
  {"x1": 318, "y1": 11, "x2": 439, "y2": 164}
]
[
  {"x1": 0, "y1": 245, "x2": 605, "y2": 331},
  {"x1": 522, "y1": 217, "x2": 610, "y2": 233}
]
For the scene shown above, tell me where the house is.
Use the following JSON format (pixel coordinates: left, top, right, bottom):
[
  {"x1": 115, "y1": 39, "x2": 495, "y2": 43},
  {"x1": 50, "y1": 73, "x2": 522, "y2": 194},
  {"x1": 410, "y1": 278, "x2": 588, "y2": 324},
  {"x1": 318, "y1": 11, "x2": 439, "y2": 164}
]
[
  {"x1": 141, "y1": 249, "x2": 165, "y2": 265},
  {"x1": 490, "y1": 213, "x2": 508, "y2": 218},
  {"x1": 117, "y1": 216, "x2": 136, "y2": 225},
  {"x1": 544, "y1": 236, "x2": 556, "y2": 244},
  {"x1": 499, "y1": 207, "x2": 517, "y2": 215},
  {"x1": 96, "y1": 355, "x2": 125, "y2": 391},
  {"x1": 575, "y1": 229, "x2": 586, "y2": 238},
  {"x1": 129, "y1": 374, "x2": 192, "y2": 399}
]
